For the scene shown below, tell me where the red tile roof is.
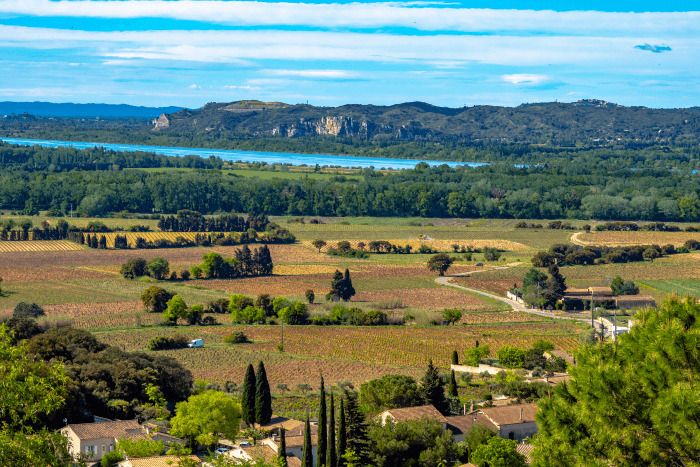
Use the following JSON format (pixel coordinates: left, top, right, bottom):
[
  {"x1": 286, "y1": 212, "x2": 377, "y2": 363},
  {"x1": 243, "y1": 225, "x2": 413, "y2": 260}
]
[
  {"x1": 64, "y1": 420, "x2": 144, "y2": 441},
  {"x1": 480, "y1": 404, "x2": 537, "y2": 426},
  {"x1": 382, "y1": 404, "x2": 448, "y2": 424}
]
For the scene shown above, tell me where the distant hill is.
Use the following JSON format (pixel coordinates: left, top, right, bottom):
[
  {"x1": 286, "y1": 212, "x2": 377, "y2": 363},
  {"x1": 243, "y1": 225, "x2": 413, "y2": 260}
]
[
  {"x1": 0, "y1": 101, "x2": 185, "y2": 119},
  {"x1": 153, "y1": 99, "x2": 700, "y2": 146}
]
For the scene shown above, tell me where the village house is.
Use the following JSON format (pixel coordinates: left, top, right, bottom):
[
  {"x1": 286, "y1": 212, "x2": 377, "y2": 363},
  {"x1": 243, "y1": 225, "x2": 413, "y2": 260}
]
[
  {"x1": 447, "y1": 403, "x2": 538, "y2": 442},
  {"x1": 60, "y1": 419, "x2": 184, "y2": 463},
  {"x1": 118, "y1": 455, "x2": 200, "y2": 467},
  {"x1": 378, "y1": 404, "x2": 448, "y2": 428}
]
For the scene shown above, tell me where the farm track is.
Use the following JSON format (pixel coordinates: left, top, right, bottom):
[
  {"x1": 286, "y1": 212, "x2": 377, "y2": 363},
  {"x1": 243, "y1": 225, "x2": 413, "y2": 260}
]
[{"x1": 435, "y1": 267, "x2": 590, "y2": 323}]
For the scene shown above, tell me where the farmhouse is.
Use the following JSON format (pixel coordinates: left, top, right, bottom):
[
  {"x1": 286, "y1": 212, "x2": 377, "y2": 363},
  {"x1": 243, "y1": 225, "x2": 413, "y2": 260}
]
[{"x1": 563, "y1": 286, "x2": 656, "y2": 311}]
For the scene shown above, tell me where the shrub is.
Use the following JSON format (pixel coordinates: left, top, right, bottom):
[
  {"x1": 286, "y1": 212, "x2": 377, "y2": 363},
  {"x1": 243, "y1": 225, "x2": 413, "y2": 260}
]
[
  {"x1": 483, "y1": 247, "x2": 502, "y2": 261},
  {"x1": 180, "y1": 269, "x2": 191, "y2": 280},
  {"x1": 141, "y1": 286, "x2": 174, "y2": 313},
  {"x1": 147, "y1": 336, "x2": 189, "y2": 351},
  {"x1": 224, "y1": 331, "x2": 251, "y2": 344},
  {"x1": 232, "y1": 305, "x2": 266, "y2": 324},
  {"x1": 305, "y1": 289, "x2": 315, "y2": 304},
  {"x1": 205, "y1": 298, "x2": 229, "y2": 314},
  {"x1": 146, "y1": 257, "x2": 170, "y2": 280},
  {"x1": 101, "y1": 450, "x2": 123, "y2": 467},
  {"x1": 278, "y1": 302, "x2": 309, "y2": 325}
]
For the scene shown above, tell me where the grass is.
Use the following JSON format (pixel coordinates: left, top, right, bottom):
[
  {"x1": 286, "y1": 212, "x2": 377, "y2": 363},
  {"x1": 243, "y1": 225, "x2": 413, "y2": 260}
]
[
  {"x1": 131, "y1": 166, "x2": 362, "y2": 181},
  {"x1": 638, "y1": 279, "x2": 700, "y2": 298}
]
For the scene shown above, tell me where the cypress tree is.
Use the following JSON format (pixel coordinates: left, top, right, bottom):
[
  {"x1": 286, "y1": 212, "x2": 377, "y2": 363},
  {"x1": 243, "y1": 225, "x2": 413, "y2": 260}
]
[
  {"x1": 327, "y1": 393, "x2": 337, "y2": 467},
  {"x1": 341, "y1": 268, "x2": 356, "y2": 301},
  {"x1": 302, "y1": 415, "x2": 313, "y2": 467},
  {"x1": 337, "y1": 399, "x2": 346, "y2": 467},
  {"x1": 420, "y1": 359, "x2": 446, "y2": 413},
  {"x1": 317, "y1": 378, "x2": 327, "y2": 467},
  {"x1": 448, "y1": 369, "x2": 458, "y2": 397},
  {"x1": 278, "y1": 427, "x2": 288, "y2": 467},
  {"x1": 255, "y1": 361, "x2": 273, "y2": 424},
  {"x1": 329, "y1": 270, "x2": 343, "y2": 301},
  {"x1": 241, "y1": 363, "x2": 256, "y2": 425},
  {"x1": 451, "y1": 349, "x2": 459, "y2": 365}
]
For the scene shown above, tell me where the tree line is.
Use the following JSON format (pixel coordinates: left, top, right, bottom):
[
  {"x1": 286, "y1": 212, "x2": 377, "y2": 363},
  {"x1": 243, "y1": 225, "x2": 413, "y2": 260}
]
[
  {"x1": 157, "y1": 210, "x2": 270, "y2": 232},
  {"x1": 3, "y1": 144, "x2": 700, "y2": 221}
]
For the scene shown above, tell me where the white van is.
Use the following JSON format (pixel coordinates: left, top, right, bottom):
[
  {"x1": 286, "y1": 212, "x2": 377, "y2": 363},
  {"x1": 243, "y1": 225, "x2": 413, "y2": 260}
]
[{"x1": 188, "y1": 338, "x2": 204, "y2": 348}]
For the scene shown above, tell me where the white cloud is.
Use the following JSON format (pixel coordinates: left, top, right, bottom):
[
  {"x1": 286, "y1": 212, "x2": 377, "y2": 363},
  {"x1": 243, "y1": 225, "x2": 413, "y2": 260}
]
[
  {"x1": 264, "y1": 69, "x2": 356, "y2": 79},
  {"x1": 188, "y1": 83, "x2": 200, "y2": 89},
  {"x1": 0, "y1": 1, "x2": 698, "y2": 36},
  {"x1": 502, "y1": 74, "x2": 550, "y2": 86}
]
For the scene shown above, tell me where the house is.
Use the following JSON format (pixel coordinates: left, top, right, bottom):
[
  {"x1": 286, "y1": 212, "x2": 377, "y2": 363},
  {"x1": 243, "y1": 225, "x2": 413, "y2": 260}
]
[
  {"x1": 479, "y1": 403, "x2": 537, "y2": 441},
  {"x1": 118, "y1": 455, "x2": 200, "y2": 467},
  {"x1": 447, "y1": 403, "x2": 538, "y2": 442},
  {"x1": 378, "y1": 404, "x2": 448, "y2": 428},
  {"x1": 61, "y1": 419, "x2": 184, "y2": 463},
  {"x1": 61, "y1": 420, "x2": 143, "y2": 463}
]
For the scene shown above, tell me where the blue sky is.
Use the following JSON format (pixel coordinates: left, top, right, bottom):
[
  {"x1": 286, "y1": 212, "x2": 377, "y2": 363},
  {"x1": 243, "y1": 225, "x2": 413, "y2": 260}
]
[{"x1": 0, "y1": 1, "x2": 698, "y2": 108}]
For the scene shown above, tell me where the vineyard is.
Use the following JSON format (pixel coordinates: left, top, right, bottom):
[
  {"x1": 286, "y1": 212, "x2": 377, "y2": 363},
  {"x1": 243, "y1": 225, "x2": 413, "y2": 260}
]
[
  {"x1": 95, "y1": 231, "x2": 207, "y2": 248},
  {"x1": 574, "y1": 231, "x2": 700, "y2": 247},
  {"x1": 0, "y1": 240, "x2": 83, "y2": 253}
]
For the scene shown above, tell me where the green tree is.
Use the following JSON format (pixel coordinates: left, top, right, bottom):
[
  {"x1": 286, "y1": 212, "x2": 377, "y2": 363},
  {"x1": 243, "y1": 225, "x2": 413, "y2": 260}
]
[
  {"x1": 327, "y1": 393, "x2": 337, "y2": 467},
  {"x1": 359, "y1": 375, "x2": 423, "y2": 414},
  {"x1": 312, "y1": 239, "x2": 327, "y2": 252},
  {"x1": 442, "y1": 308, "x2": 462, "y2": 325},
  {"x1": 521, "y1": 268, "x2": 549, "y2": 308},
  {"x1": 427, "y1": 254, "x2": 453, "y2": 276},
  {"x1": 116, "y1": 438, "x2": 164, "y2": 458},
  {"x1": 0, "y1": 326, "x2": 72, "y2": 466},
  {"x1": 463, "y1": 425, "x2": 495, "y2": 462},
  {"x1": 343, "y1": 390, "x2": 370, "y2": 464},
  {"x1": 120, "y1": 257, "x2": 147, "y2": 279},
  {"x1": 305, "y1": 289, "x2": 315, "y2": 304},
  {"x1": 278, "y1": 428, "x2": 288, "y2": 467},
  {"x1": 317, "y1": 378, "x2": 327, "y2": 467},
  {"x1": 241, "y1": 364, "x2": 256, "y2": 426},
  {"x1": 420, "y1": 360, "x2": 446, "y2": 412},
  {"x1": 163, "y1": 294, "x2": 188, "y2": 324},
  {"x1": 447, "y1": 370, "x2": 458, "y2": 398},
  {"x1": 532, "y1": 297, "x2": 700, "y2": 466},
  {"x1": 337, "y1": 399, "x2": 347, "y2": 467},
  {"x1": 302, "y1": 416, "x2": 313, "y2": 467},
  {"x1": 464, "y1": 344, "x2": 490, "y2": 366},
  {"x1": 140, "y1": 286, "x2": 173, "y2": 313},
  {"x1": 146, "y1": 257, "x2": 170, "y2": 280},
  {"x1": 278, "y1": 302, "x2": 309, "y2": 325},
  {"x1": 496, "y1": 346, "x2": 526, "y2": 369},
  {"x1": 12, "y1": 302, "x2": 45, "y2": 319},
  {"x1": 169, "y1": 391, "x2": 241, "y2": 447},
  {"x1": 255, "y1": 362, "x2": 272, "y2": 425},
  {"x1": 200, "y1": 252, "x2": 232, "y2": 279},
  {"x1": 472, "y1": 437, "x2": 525, "y2": 467}
]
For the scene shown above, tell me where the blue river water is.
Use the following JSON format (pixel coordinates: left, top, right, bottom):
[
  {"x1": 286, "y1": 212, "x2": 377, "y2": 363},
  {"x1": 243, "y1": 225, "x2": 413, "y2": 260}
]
[{"x1": 1, "y1": 137, "x2": 486, "y2": 170}]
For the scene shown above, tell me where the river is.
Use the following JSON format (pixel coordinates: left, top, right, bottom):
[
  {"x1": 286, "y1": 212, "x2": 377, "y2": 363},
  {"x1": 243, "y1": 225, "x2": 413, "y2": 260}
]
[{"x1": 1, "y1": 137, "x2": 486, "y2": 170}]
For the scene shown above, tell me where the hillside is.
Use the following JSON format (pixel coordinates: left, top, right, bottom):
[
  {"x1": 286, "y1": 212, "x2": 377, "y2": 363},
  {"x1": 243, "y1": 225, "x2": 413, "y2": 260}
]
[
  {"x1": 0, "y1": 101, "x2": 185, "y2": 119},
  {"x1": 154, "y1": 99, "x2": 700, "y2": 146}
]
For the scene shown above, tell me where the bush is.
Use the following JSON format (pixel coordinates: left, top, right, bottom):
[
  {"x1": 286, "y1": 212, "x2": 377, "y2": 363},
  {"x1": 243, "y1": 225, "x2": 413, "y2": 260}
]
[
  {"x1": 231, "y1": 305, "x2": 266, "y2": 324},
  {"x1": 147, "y1": 336, "x2": 189, "y2": 351},
  {"x1": 224, "y1": 331, "x2": 251, "y2": 344},
  {"x1": 180, "y1": 269, "x2": 191, "y2": 280},
  {"x1": 483, "y1": 247, "x2": 502, "y2": 261},
  {"x1": 141, "y1": 286, "x2": 174, "y2": 313},
  {"x1": 305, "y1": 289, "x2": 315, "y2": 304},
  {"x1": 205, "y1": 298, "x2": 229, "y2": 314},
  {"x1": 146, "y1": 257, "x2": 170, "y2": 280},
  {"x1": 120, "y1": 258, "x2": 147, "y2": 279},
  {"x1": 278, "y1": 302, "x2": 309, "y2": 325},
  {"x1": 100, "y1": 450, "x2": 123, "y2": 467},
  {"x1": 13, "y1": 302, "x2": 45, "y2": 319}
]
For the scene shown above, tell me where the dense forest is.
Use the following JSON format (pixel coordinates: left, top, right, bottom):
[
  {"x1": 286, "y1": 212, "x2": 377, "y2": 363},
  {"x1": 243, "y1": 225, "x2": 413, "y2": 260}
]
[{"x1": 1, "y1": 142, "x2": 700, "y2": 221}]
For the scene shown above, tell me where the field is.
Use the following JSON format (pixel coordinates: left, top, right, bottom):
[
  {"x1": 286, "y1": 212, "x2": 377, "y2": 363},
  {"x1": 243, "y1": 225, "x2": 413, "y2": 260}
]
[
  {"x1": 2, "y1": 215, "x2": 697, "y2": 394},
  {"x1": 574, "y1": 231, "x2": 700, "y2": 247},
  {"x1": 0, "y1": 240, "x2": 83, "y2": 253}
]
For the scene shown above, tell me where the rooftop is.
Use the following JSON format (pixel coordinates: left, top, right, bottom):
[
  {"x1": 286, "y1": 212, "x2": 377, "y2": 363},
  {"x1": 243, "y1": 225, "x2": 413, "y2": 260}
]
[
  {"x1": 382, "y1": 404, "x2": 448, "y2": 424},
  {"x1": 480, "y1": 403, "x2": 537, "y2": 426},
  {"x1": 64, "y1": 420, "x2": 144, "y2": 441},
  {"x1": 446, "y1": 413, "x2": 497, "y2": 434},
  {"x1": 120, "y1": 455, "x2": 200, "y2": 467}
]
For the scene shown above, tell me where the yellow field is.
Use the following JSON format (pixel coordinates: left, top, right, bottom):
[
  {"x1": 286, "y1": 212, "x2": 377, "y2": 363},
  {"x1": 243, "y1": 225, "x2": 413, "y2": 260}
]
[
  {"x1": 273, "y1": 264, "x2": 341, "y2": 276},
  {"x1": 574, "y1": 231, "x2": 700, "y2": 247},
  {"x1": 0, "y1": 240, "x2": 84, "y2": 253},
  {"x1": 302, "y1": 238, "x2": 528, "y2": 252},
  {"x1": 97, "y1": 232, "x2": 207, "y2": 248}
]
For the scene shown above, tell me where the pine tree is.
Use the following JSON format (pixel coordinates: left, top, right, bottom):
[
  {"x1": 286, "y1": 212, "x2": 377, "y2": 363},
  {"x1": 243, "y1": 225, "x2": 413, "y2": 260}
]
[
  {"x1": 327, "y1": 393, "x2": 336, "y2": 467},
  {"x1": 447, "y1": 369, "x2": 458, "y2": 397},
  {"x1": 302, "y1": 415, "x2": 313, "y2": 467},
  {"x1": 317, "y1": 377, "x2": 327, "y2": 467},
  {"x1": 337, "y1": 399, "x2": 346, "y2": 467},
  {"x1": 342, "y1": 390, "x2": 369, "y2": 464},
  {"x1": 278, "y1": 427, "x2": 288, "y2": 467},
  {"x1": 255, "y1": 361, "x2": 272, "y2": 424},
  {"x1": 420, "y1": 359, "x2": 446, "y2": 413},
  {"x1": 241, "y1": 363, "x2": 256, "y2": 425}
]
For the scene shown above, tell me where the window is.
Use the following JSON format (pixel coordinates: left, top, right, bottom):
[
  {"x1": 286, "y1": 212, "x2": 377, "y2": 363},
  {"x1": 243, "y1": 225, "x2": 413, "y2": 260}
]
[
  {"x1": 508, "y1": 431, "x2": 515, "y2": 440},
  {"x1": 85, "y1": 445, "x2": 95, "y2": 456}
]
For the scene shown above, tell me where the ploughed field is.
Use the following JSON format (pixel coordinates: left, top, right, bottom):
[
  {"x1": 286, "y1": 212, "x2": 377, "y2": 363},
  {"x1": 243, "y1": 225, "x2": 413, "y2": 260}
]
[{"x1": 3, "y1": 216, "x2": 698, "y2": 388}]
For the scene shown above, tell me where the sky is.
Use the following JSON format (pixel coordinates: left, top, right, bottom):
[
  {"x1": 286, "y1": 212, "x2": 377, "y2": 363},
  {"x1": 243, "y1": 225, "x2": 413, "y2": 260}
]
[{"x1": 0, "y1": 0, "x2": 698, "y2": 108}]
